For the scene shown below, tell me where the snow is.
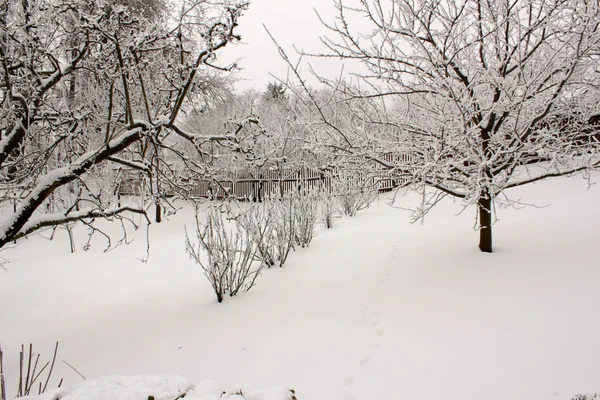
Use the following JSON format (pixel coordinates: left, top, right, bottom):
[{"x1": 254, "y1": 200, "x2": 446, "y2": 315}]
[
  {"x1": 18, "y1": 376, "x2": 294, "y2": 400},
  {"x1": 1, "y1": 172, "x2": 600, "y2": 400}
]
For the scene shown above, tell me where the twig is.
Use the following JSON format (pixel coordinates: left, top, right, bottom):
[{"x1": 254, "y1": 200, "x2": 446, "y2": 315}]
[
  {"x1": 29, "y1": 353, "x2": 41, "y2": 391},
  {"x1": 62, "y1": 360, "x2": 86, "y2": 380},
  {"x1": 28, "y1": 362, "x2": 49, "y2": 390},
  {"x1": 18, "y1": 345, "x2": 23, "y2": 396},
  {"x1": 42, "y1": 342, "x2": 59, "y2": 392},
  {"x1": 25, "y1": 344, "x2": 32, "y2": 395},
  {"x1": 172, "y1": 391, "x2": 188, "y2": 400}
]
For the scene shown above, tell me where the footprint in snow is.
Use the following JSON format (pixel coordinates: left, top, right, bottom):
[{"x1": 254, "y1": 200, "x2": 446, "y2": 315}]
[
  {"x1": 375, "y1": 328, "x2": 385, "y2": 336},
  {"x1": 370, "y1": 342, "x2": 380, "y2": 348},
  {"x1": 344, "y1": 376, "x2": 355, "y2": 386},
  {"x1": 359, "y1": 355, "x2": 370, "y2": 365}
]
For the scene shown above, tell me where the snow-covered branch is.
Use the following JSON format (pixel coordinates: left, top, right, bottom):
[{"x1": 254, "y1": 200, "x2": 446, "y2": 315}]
[
  {"x1": 0, "y1": 0, "x2": 249, "y2": 249},
  {"x1": 13, "y1": 206, "x2": 149, "y2": 242}
]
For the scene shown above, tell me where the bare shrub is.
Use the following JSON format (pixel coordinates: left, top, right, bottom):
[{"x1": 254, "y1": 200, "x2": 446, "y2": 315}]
[
  {"x1": 185, "y1": 208, "x2": 263, "y2": 303},
  {"x1": 233, "y1": 188, "x2": 320, "y2": 270},
  {"x1": 271, "y1": 196, "x2": 297, "y2": 267},
  {"x1": 0, "y1": 342, "x2": 63, "y2": 400},
  {"x1": 318, "y1": 187, "x2": 339, "y2": 229},
  {"x1": 333, "y1": 171, "x2": 378, "y2": 217},
  {"x1": 237, "y1": 203, "x2": 277, "y2": 267},
  {"x1": 293, "y1": 189, "x2": 319, "y2": 248}
]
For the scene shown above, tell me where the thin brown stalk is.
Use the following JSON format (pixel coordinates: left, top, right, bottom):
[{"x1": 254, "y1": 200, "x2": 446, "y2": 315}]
[
  {"x1": 24, "y1": 344, "x2": 32, "y2": 395},
  {"x1": 62, "y1": 360, "x2": 86, "y2": 380},
  {"x1": 0, "y1": 344, "x2": 6, "y2": 400},
  {"x1": 18, "y1": 345, "x2": 23, "y2": 396},
  {"x1": 42, "y1": 342, "x2": 59, "y2": 392}
]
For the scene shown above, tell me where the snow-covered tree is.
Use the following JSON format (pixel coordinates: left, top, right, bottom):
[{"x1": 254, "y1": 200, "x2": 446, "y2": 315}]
[
  {"x1": 262, "y1": 82, "x2": 287, "y2": 103},
  {"x1": 0, "y1": 0, "x2": 252, "y2": 249},
  {"x1": 283, "y1": 0, "x2": 600, "y2": 252}
]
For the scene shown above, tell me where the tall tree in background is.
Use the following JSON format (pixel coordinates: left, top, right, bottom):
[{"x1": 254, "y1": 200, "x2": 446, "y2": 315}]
[
  {"x1": 287, "y1": 0, "x2": 600, "y2": 252},
  {"x1": 0, "y1": 0, "x2": 252, "y2": 249},
  {"x1": 262, "y1": 82, "x2": 287, "y2": 102}
]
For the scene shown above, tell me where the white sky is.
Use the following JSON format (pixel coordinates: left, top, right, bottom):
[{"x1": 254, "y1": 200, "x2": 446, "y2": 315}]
[{"x1": 219, "y1": 0, "x2": 348, "y2": 92}]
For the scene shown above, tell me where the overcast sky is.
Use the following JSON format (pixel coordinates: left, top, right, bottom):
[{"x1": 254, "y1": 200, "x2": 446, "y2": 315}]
[{"x1": 219, "y1": 0, "x2": 345, "y2": 92}]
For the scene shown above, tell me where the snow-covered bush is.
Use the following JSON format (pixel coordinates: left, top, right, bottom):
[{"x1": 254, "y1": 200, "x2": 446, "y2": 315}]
[
  {"x1": 270, "y1": 195, "x2": 297, "y2": 267},
  {"x1": 235, "y1": 197, "x2": 295, "y2": 268},
  {"x1": 185, "y1": 208, "x2": 263, "y2": 303},
  {"x1": 572, "y1": 395, "x2": 600, "y2": 400},
  {"x1": 318, "y1": 187, "x2": 339, "y2": 229},
  {"x1": 233, "y1": 188, "x2": 319, "y2": 270},
  {"x1": 292, "y1": 189, "x2": 319, "y2": 248},
  {"x1": 333, "y1": 171, "x2": 378, "y2": 217},
  {"x1": 237, "y1": 202, "x2": 278, "y2": 267}
]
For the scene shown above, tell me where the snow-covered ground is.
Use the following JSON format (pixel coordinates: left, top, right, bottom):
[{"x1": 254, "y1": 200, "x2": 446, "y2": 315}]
[
  {"x1": 1, "y1": 173, "x2": 600, "y2": 400},
  {"x1": 19, "y1": 376, "x2": 295, "y2": 400}
]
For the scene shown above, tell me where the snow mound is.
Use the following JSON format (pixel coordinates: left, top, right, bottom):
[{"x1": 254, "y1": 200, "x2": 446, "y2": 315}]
[{"x1": 20, "y1": 375, "x2": 297, "y2": 400}]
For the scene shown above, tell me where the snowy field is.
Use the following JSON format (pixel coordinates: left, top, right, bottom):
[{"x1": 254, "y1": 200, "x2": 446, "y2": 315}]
[{"x1": 1, "y1": 172, "x2": 600, "y2": 400}]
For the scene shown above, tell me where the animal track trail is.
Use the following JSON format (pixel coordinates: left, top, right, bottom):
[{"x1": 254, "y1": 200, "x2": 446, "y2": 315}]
[
  {"x1": 341, "y1": 373, "x2": 357, "y2": 400},
  {"x1": 386, "y1": 237, "x2": 404, "y2": 271},
  {"x1": 343, "y1": 239, "x2": 403, "y2": 399}
]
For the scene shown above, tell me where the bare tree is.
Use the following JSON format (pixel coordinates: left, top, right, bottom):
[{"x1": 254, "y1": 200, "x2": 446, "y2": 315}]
[
  {"x1": 277, "y1": 0, "x2": 600, "y2": 252},
  {"x1": 0, "y1": 0, "x2": 254, "y2": 250}
]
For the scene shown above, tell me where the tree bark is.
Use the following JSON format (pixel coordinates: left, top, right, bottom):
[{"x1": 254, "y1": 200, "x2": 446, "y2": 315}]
[
  {"x1": 155, "y1": 202, "x2": 162, "y2": 223},
  {"x1": 478, "y1": 189, "x2": 493, "y2": 253}
]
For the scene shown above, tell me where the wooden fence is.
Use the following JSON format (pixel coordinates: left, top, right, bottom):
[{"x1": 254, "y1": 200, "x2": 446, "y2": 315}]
[{"x1": 120, "y1": 157, "x2": 414, "y2": 200}]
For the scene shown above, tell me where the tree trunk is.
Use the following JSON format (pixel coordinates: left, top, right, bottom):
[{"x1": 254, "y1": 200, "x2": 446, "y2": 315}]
[
  {"x1": 478, "y1": 189, "x2": 493, "y2": 253},
  {"x1": 155, "y1": 202, "x2": 162, "y2": 223}
]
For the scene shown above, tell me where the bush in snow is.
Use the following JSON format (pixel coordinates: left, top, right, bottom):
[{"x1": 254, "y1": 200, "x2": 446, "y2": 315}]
[
  {"x1": 270, "y1": 195, "x2": 297, "y2": 267},
  {"x1": 239, "y1": 196, "x2": 296, "y2": 268},
  {"x1": 333, "y1": 170, "x2": 377, "y2": 217},
  {"x1": 0, "y1": 343, "x2": 64, "y2": 400},
  {"x1": 185, "y1": 207, "x2": 263, "y2": 303},
  {"x1": 318, "y1": 187, "x2": 339, "y2": 229},
  {"x1": 572, "y1": 395, "x2": 600, "y2": 400},
  {"x1": 237, "y1": 202, "x2": 278, "y2": 268},
  {"x1": 232, "y1": 188, "x2": 319, "y2": 270},
  {"x1": 292, "y1": 189, "x2": 319, "y2": 248}
]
